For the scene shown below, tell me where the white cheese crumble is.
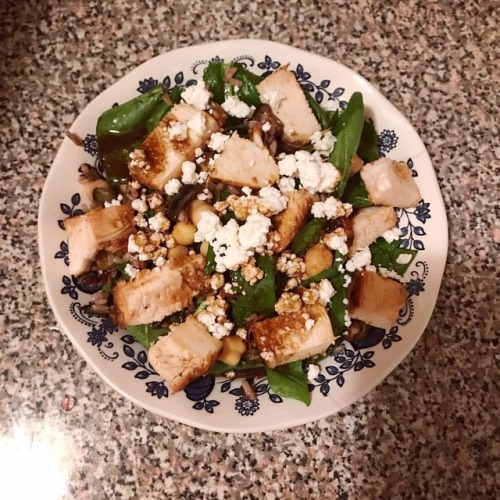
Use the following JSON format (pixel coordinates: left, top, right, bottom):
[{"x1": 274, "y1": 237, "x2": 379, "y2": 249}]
[
  {"x1": 181, "y1": 81, "x2": 211, "y2": 110},
  {"x1": 382, "y1": 226, "x2": 401, "y2": 243},
  {"x1": 262, "y1": 121, "x2": 271, "y2": 132},
  {"x1": 148, "y1": 212, "x2": 170, "y2": 232},
  {"x1": 197, "y1": 171, "x2": 208, "y2": 184},
  {"x1": 238, "y1": 213, "x2": 272, "y2": 250},
  {"x1": 181, "y1": 161, "x2": 199, "y2": 184},
  {"x1": 296, "y1": 150, "x2": 341, "y2": 193},
  {"x1": 104, "y1": 198, "x2": 121, "y2": 208},
  {"x1": 277, "y1": 154, "x2": 297, "y2": 177},
  {"x1": 307, "y1": 364, "x2": 321, "y2": 382},
  {"x1": 207, "y1": 132, "x2": 230, "y2": 152},
  {"x1": 310, "y1": 130, "x2": 336, "y2": 157},
  {"x1": 345, "y1": 247, "x2": 372, "y2": 272},
  {"x1": 260, "y1": 89, "x2": 285, "y2": 110},
  {"x1": 379, "y1": 267, "x2": 403, "y2": 281},
  {"x1": 311, "y1": 197, "x2": 352, "y2": 219},
  {"x1": 131, "y1": 198, "x2": 148, "y2": 213},
  {"x1": 278, "y1": 176, "x2": 296, "y2": 193},
  {"x1": 186, "y1": 112, "x2": 206, "y2": 136},
  {"x1": 124, "y1": 264, "x2": 139, "y2": 280},
  {"x1": 127, "y1": 234, "x2": 144, "y2": 254},
  {"x1": 396, "y1": 253, "x2": 413, "y2": 265},
  {"x1": 324, "y1": 232, "x2": 348, "y2": 255},
  {"x1": 241, "y1": 186, "x2": 253, "y2": 196},
  {"x1": 168, "y1": 121, "x2": 188, "y2": 141},
  {"x1": 164, "y1": 178, "x2": 182, "y2": 196},
  {"x1": 318, "y1": 279, "x2": 335, "y2": 306},
  {"x1": 221, "y1": 95, "x2": 255, "y2": 118},
  {"x1": 258, "y1": 187, "x2": 288, "y2": 214}
]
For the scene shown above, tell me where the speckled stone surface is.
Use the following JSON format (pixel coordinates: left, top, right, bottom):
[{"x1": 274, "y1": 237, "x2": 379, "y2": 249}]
[{"x1": 1, "y1": 0, "x2": 498, "y2": 498}]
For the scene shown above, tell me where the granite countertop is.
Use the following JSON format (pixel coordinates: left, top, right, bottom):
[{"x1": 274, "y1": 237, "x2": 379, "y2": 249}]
[{"x1": 1, "y1": 0, "x2": 498, "y2": 498}]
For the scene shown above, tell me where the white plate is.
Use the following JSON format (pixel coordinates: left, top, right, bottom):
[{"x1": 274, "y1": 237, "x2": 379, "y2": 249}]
[{"x1": 38, "y1": 39, "x2": 447, "y2": 433}]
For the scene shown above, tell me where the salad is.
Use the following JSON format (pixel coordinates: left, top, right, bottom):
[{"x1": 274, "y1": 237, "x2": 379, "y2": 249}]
[{"x1": 64, "y1": 61, "x2": 421, "y2": 405}]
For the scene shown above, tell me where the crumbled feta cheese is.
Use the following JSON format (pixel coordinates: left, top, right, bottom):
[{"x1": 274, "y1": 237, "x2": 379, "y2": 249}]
[
  {"x1": 187, "y1": 112, "x2": 206, "y2": 136},
  {"x1": 318, "y1": 279, "x2": 335, "y2": 306},
  {"x1": 322, "y1": 99, "x2": 338, "y2": 111},
  {"x1": 260, "y1": 89, "x2": 285, "y2": 110},
  {"x1": 195, "y1": 147, "x2": 204, "y2": 157},
  {"x1": 207, "y1": 132, "x2": 230, "y2": 152},
  {"x1": 345, "y1": 247, "x2": 372, "y2": 272},
  {"x1": 379, "y1": 267, "x2": 403, "y2": 281},
  {"x1": 310, "y1": 130, "x2": 336, "y2": 157},
  {"x1": 324, "y1": 231, "x2": 349, "y2": 255},
  {"x1": 305, "y1": 318, "x2": 315, "y2": 331},
  {"x1": 396, "y1": 253, "x2": 413, "y2": 265},
  {"x1": 194, "y1": 211, "x2": 223, "y2": 243},
  {"x1": 131, "y1": 198, "x2": 148, "y2": 213},
  {"x1": 295, "y1": 150, "x2": 341, "y2": 193},
  {"x1": 168, "y1": 121, "x2": 188, "y2": 141},
  {"x1": 238, "y1": 213, "x2": 272, "y2": 250},
  {"x1": 262, "y1": 121, "x2": 271, "y2": 132},
  {"x1": 382, "y1": 226, "x2": 401, "y2": 243},
  {"x1": 104, "y1": 198, "x2": 121, "y2": 208},
  {"x1": 260, "y1": 351, "x2": 276, "y2": 364},
  {"x1": 155, "y1": 256, "x2": 166, "y2": 268},
  {"x1": 210, "y1": 273, "x2": 225, "y2": 290},
  {"x1": 241, "y1": 186, "x2": 252, "y2": 196},
  {"x1": 181, "y1": 81, "x2": 211, "y2": 110},
  {"x1": 258, "y1": 187, "x2": 288, "y2": 214},
  {"x1": 148, "y1": 212, "x2": 170, "y2": 232},
  {"x1": 307, "y1": 364, "x2": 321, "y2": 382},
  {"x1": 236, "y1": 328, "x2": 247, "y2": 340},
  {"x1": 277, "y1": 154, "x2": 297, "y2": 177},
  {"x1": 181, "y1": 161, "x2": 199, "y2": 184},
  {"x1": 128, "y1": 233, "x2": 145, "y2": 254},
  {"x1": 164, "y1": 178, "x2": 182, "y2": 196},
  {"x1": 124, "y1": 264, "x2": 139, "y2": 280},
  {"x1": 311, "y1": 197, "x2": 352, "y2": 219},
  {"x1": 221, "y1": 95, "x2": 255, "y2": 118},
  {"x1": 278, "y1": 176, "x2": 296, "y2": 193},
  {"x1": 344, "y1": 274, "x2": 352, "y2": 287}
]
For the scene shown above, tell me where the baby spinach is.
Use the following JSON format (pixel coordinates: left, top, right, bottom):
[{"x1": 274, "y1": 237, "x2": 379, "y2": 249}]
[
  {"x1": 357, "y1": 120, "x2": 380, "y2": 163},
  {"x1": 305, "y1": 92, "x2": 339, "y2": 130},
  {"x1": 291, "y1": 218, "x2": 327, "y2": 256},
  {"x1": 230, "y1": 255, "x2": 276, "y2": 327},
  {"x1": 126, "y1": 323, "x2": 169, "y2": 349},
  {"x1": 266, "y1": 360, "x2": 311, "y2": 406},
  {"x1": 370, "y1": 238, "x2": 417, "y2": 276},
  {"x1": 342, "y1": 175, "x2": 372, "y2": 208},
  {"x1": 232, "y1": 63, "x2": 263, "y2": 107},
  {"x1": 203, "y1": 61, "x2": 232, "y2": 104},
  {"x1": 301, "y1": 257, "x2": 343, "y2": 287},
  {"x1": 328, "y1": 271, "x2": 351, "y2": 336},
  {"x1": 96, "y1": 84, "x2": 171, "y2": 185},
  {"x1": 204, "y1": 245, "x2": 216, "y2": 275},
  {"x1": 331, "y1": 92, "x2": 365, "y2": 198},
  {"x1": 210, "y1": 358, "x2": 265, "y2": 375}
]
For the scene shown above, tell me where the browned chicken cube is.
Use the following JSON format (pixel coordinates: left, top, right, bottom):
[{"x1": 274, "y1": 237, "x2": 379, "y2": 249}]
[
  {"x1": 148, "y1": 316, "x2": 222, "y2": 393},
  {"x1": 272, "y1": 190, "x2": 313, "y2": 252},
  {"x1": 129, "y1": 103, "x2": 221, "y2": 191},
  {"x1": 64, "y1": 205, "x2": 135, "y2": 276},
  {"x1": 349, "y1": 206, "x2": 397, "y2": 256},
  {"x1": 209, "y1": 132, "x2": 279, "y2": 188},
  {"x1": 348, "y1": 271, "x2": 406, "y2": 330},
  {"x1": 256, "y1": 68, "x2": 321, "y2": 145},
  {"x1": 252, "y1": 304, "x2": 335, "y2": 368},
  {"x1": 360, "y1": 157, "x2": 421, "y2": 208},
  {"x1": 113, "y1": 254, "x2": 209, "y2": 328}
]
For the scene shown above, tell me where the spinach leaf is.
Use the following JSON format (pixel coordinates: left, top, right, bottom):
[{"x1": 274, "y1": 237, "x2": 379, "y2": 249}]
[
  {"x1": 232, "y1": 63, "x2": 263, "y2": 107},
  {"x1": 357, "y1": 120, "x2": 380, "y2": 163},
  {"x1": 169, "y1": 85, "x2": 185, "y2": 104},
  {"x1": 342, "y1": 174, "x2": 372, "y2": 208},
  {"x1": 210, "y1": 358, "x2": 265, "y2": 375},
  {"x1": 301, "y1": 259, "x2": 343, "y2": 287},
  {"x1": 304, "y1": 92, "x2": 339, "y2": 130},
  {"x1": 370, "y1": 238, "x2": 417, "y2": 276},
  {"x1": 126, "y1": 323, "x2": 169, "y2": 349},
  {"x1": 230, "y1": 255, "x2": 276, "y2": 327},
  {"x1": 266, "y1": 361, "x2": 311, "y2": 406},
  {"x1": 204, "y1": 245, "x2": 216, "y2": 275},
  {"x1": 328, "y1": 270, "x2": 351, "y2": 336},
  {"x1": 203, "y1": 61, "x2": 232, "y2": 104},
  {"x1": 291, "y1": 218, "x2": 327, "y2": 256},
  {"x1": 167, "y1": 184, "x2": 204, "y2": 223},
  {"x1": 331, "y1": 92, "x2": 365, "y2": 198},
  {"x1": 96, "y1": 85, "x2": 171, "y2": 185}
]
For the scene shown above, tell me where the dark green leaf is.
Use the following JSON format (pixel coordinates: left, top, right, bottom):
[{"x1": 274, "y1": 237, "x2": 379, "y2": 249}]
[
  {"x1": 357, "y1": 120, "x2": 380, "y2": 163},
  {"x1": 331, "y1": 92, "x2": 365, "y2": 198},
  {"x1": 233, "y1": 63, "x2": 263, "y2": 107},
  {"x1": 266, "y1": 361, "x2": 311, "y2": 406},
  {"x1": 204, "y1": 245, "x2": 216, "y2": 275},
  {"x1": 126, "y1": 324, "x2": 169, "y2": 349},
  {"x1": 301, "y1": 260, "x2": 342, "y2": 287},
  {"x1": 167, "y1": 184, "x2": 204, "y2": 223},
  {"x1": 115, "y1": 262, "x2": 130, "y2": 281},
  {"x1": 210, "y1": 358, "x2": 265, "y2": 375},
  {"x1": 370, "y1": 238, "x2": 417, "y2": 276},
  {"x1": 220, "y1": 211, "x2": 236, "y2": 224},
  {"x1": 328, "y1": 271, "x2": 350, "y2": 336},
  {"x1": 342, "y1": 174, "x2": 372, "y2": 208},
  {"x1": 291, "y1": 218, "x2": 327, "y2": 256},
  {"x1": 169, "y1": 85, "x2": 185, "y2": 104},
  {"x1": 96, "y1": 85, "x2": 171, "y2": 185},
  {"x1": 203, "y1": 61, "x2": 233, "y2": 104},
  {"x1": 230, "y1": 255, "x2": 276, "y2": 327},
  {"x1": 304, "y1": 92, "x2": 339, "y2": 130}
]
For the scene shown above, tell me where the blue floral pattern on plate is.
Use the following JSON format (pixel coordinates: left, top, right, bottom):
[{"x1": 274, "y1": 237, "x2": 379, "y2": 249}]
[{"x1": 54, "y1": 53, "x2": 430, "y2": 416}]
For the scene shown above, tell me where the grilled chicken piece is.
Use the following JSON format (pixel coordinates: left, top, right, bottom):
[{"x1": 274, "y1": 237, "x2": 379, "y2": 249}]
[
  {"x1": 349, "y1": 206, "x2": 397, "y2": 256},
  {"x1": 252, "y1": 304, "x2": 335, "y2": 368},
  {"x1": 148, "y1": 317, "x2": 222, "y2": 393},
  {"x1": 256, "y1": 68, "x2": 321, "y2": 145},
  {"x1": 348, "y1": 271, "x2": 406, "y2": 330},
  {"x1": 64, "y1": 205, "x2": 135, "y2": 276},
  {"x1": 360, "y1": 157, "x2": 421, "y2": 208},
  {"x1": 209, "y1": 132, "x2": 279, "y2": 188},
  {"x1": 130, "y1": 103, "x2": 221, "y2": 191},
  {"x1": 113, "y1": 254, "x2": 209, "y2": 328},
  {"x1": 272, "y1": 190, "x2": 313, "y2": 252}
]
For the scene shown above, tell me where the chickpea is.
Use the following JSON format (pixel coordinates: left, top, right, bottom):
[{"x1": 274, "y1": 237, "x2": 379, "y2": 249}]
[
  {"x1": 187, "y1": 199, "x2": 216, "y2": 226},
  {"x1": 199, "y1": 241, "x2": 209, "y2": 257},
  {"x1": 304, "y1": 243, "x2": 333, "y2": 277},
  {"x1": 167, "y1": 245, "x2": 189, "y2": 259},
  {"x1": 172, "y1": 221, "x2": 196, "y2": 245},
  {"x1": 217, "y1": 336, "x2": 247, "y2": 366}
]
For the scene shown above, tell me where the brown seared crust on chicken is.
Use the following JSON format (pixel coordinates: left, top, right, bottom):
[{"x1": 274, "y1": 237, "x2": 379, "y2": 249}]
[
  {"x1": 349, "y1": 206, "x2": 397, "y2": 256},
  {"x1": 129, "y1": 103, "x2": 221, "y2": 191},
  {"x1": 272, "y1": 190, "x2": 313, "y2": 252},
  {"x1": 252, "y1": 304, "x2": 335, "y2": 368},
  {"x1": 113, "y1": 254, "x2": 209, "y2": 328},
  {"x1": 148, "y1": 317, "x2": 222, "y2": 393},
  {"x1": 64, "y1": 205, "x2": 135, "y2": 276},
  {"x1": 348, "y1": 271, "x2": 406, "y2": 330}
]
